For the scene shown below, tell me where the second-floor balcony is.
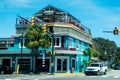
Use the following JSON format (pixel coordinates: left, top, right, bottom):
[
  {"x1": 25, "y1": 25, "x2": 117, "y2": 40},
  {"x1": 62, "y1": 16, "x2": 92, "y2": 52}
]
[{"x1": 16, "y1": 17, "x2": 91, "y2": 35}]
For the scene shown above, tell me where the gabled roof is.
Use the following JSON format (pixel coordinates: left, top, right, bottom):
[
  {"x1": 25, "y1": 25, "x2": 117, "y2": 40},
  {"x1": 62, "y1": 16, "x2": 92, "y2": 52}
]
[
  {"x1": 34, "y1": 5, "x2": 80, "y2": 22},
  {"x1": 33, "y1": 5, "x2": 91, "y2": 35},
  {"x1": 34, "y1": 5, "x2": 67, "y2": 17}
]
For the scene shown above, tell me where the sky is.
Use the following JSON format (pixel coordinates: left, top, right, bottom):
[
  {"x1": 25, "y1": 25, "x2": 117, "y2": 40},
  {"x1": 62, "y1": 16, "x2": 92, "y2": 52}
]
[{"x1": 0, "y1": 0, "x2": 120, "y2": 46}]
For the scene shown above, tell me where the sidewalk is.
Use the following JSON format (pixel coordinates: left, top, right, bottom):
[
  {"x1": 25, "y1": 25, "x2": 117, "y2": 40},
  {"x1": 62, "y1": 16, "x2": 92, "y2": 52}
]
[
  {"x1": 12, "y1": 72, "x2": 85, "y2": 77},
  {"x1": 54, "y1": 72, "x2": 85, "y2": 76}
]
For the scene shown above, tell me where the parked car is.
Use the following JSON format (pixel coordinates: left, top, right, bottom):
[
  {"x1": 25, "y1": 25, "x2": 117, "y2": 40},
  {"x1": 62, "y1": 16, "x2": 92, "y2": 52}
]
[
  {"x1": 0, "y1": 65, "x2": 14, "y2": 74},
  {"x1": 85, "y1": 63, "x2": 108, "y2": 76},
  {"x1": 114, "y1": 64, "x2": 120, "y2": 70}
]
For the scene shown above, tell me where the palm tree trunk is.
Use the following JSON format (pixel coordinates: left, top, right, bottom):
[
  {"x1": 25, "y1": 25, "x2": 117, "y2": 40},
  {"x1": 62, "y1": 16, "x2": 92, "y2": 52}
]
[
  {"x1": 35, "y1": 48, "x2": 38, "y2": 73},
  {"x1": 35, "y1": 53, "x2": 38, "y2": 73}
]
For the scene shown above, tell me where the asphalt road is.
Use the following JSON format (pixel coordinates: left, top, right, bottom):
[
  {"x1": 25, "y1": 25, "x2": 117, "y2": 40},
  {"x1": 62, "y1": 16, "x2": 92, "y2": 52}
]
[{"x1": 0, "y1": 70, "x2": 120, "y2": 80}]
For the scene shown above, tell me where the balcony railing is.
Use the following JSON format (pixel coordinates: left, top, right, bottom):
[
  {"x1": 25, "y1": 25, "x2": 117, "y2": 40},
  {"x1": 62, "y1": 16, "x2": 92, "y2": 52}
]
[
  {"x1": 0, "y1": 39, "x2": 14, "y2": 49},
  {"x1": 16, "y1": 17, "x2": 91, "y2": 35}
]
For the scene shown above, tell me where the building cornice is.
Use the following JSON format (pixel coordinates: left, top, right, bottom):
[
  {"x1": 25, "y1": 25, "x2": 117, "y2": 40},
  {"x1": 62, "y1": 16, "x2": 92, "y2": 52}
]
[{"x1": 46, "y1": 23, "x2": 91, "y2": 38}]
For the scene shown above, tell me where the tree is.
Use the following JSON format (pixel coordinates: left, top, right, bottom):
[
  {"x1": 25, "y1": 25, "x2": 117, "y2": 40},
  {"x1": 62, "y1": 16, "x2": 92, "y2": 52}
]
[
  {"x1": 114, "y1": 47, "x2": 120, "y2": 64},
  {"x1": 24, "y1": 25, "x2": 50, "y2": 73},
  {"x1": 83, "y1": 48, "x2": 100, "y2": 61},
  {"x1": 93, "y1": 37, "x2": 117, "y2": 61}
]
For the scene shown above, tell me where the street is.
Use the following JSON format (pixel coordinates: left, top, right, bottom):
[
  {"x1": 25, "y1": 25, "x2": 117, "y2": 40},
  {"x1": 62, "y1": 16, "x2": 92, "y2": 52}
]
[{"x1": 0, "y1": 70, "x2": 120, "y2": 80}]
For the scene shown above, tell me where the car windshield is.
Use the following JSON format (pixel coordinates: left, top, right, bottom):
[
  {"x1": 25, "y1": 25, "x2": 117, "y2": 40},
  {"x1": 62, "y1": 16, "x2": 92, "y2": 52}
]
[
  {"x1": 115, "y1": 64, "x2": 120, "y2": 66},
  {"x1": 90, "y1": 64, "x2": 99, "y2": 67}
]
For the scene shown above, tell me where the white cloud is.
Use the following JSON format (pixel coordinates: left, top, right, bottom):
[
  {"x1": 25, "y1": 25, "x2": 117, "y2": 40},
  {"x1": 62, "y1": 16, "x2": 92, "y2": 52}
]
[
  {"x1": 67, "y1": 0, "x2": 120, "y2": 28},
  {"x1": 4, "y1": 0, "x2": 31, "y2": 8}
]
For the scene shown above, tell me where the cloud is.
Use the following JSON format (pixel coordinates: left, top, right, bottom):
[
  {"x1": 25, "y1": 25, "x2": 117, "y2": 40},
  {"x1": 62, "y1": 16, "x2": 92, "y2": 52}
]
[
  {"x1": 4, "y1": 0, "x2": 31, "y2": 8},
  {"x1": 66, "y1": 0, "x2": 120, "y2": 27}
]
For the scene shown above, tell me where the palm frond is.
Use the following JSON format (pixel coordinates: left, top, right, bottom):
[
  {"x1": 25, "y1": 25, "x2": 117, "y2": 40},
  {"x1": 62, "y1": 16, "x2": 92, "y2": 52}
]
[{"x1": 24, "y1": 25, "x2": 51, "y2": 49}]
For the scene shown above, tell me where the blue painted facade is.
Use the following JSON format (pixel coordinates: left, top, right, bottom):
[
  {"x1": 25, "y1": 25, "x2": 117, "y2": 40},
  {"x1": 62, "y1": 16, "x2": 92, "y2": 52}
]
[{"x1": 0, "y1": 35, "x2": 90, "y2": 73}]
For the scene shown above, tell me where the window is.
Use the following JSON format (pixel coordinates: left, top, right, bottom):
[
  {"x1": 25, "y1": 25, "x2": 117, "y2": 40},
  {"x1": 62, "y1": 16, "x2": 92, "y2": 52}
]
[
  {"x1": 76, "y1": 40, "x2": 79, "y2": 49},
  {"x1": 19, "y1": 38, "x2": 26, "y2": 48},
  {"x1": 50, "y1": 37, "x2": 61, "y2": 47},
  {"x1": 68, "y1": 37, "x2": 73, "y2": 48},
  {"x1": 71, "y1": 59, "x2": 76, "y2": 69},
  {"x1": 56, "y1": 38, "x2": 59, "y2": 46},
  {"x1": 80, "y1": 41, "x2": 84, "y2": 51},
  {"x1": 72, "y1": 59, "x2": 75, "y2": 68}
]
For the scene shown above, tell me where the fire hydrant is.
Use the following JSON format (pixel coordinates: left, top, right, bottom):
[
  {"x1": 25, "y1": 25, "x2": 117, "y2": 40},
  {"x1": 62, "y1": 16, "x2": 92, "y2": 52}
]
[{"x1": 72, "y1": 67, "x2": 74, "y2": 74}]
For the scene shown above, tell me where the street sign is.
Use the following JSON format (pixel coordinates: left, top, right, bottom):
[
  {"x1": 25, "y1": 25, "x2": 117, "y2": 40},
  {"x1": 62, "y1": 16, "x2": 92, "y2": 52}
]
[{"x1": 40, "y1": 50, "x2": 46, "y2": 67}]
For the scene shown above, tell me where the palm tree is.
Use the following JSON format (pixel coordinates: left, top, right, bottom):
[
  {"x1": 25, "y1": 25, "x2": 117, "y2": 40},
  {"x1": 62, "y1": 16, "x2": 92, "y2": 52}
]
[{"x1": 24, "y1": 25, "x2": 51, "y2": 73}]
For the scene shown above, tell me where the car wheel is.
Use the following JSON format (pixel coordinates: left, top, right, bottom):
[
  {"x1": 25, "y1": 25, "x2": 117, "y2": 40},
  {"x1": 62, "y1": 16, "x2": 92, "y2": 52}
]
[
  {"x1": 0, "y1": 71, "x2": 4, "y2": 74},
  {"x1": 85, "y1": 73, "x2": 89, "y2": 76},
  {"x1": 97, "y1": 70, "x2": 100, "y2": 76},
  {"x1": 104, "y1": 70, "x2": 107, "y2": 75}
]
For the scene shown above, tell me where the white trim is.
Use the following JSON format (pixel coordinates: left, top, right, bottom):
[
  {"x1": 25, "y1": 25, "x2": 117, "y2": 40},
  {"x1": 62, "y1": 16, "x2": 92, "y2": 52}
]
[
  {"x1": 55, "y1": 50, "x2": 83, "y2": 55},
  {"x1": 19, "y1": 40, "x2": 26, "y2": 48},
  {"x1": 50, "y1": 37, "x2": 61, "y2": 47}
]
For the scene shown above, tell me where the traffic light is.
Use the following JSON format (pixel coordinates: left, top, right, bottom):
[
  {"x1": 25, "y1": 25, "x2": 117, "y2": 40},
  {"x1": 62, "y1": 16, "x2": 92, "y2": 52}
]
[
  {"x1": 48, "y1": 51, "x2": 52, "y2": 55},
  {"x1": 43, "y1": 24, "x2": 47, "y2": 33},
  {"x1": 48, "y1": 51, "x2": 56, "y2": 55},
  {"x1": 113, "y1": 27, "x2": 119, "y2": 35},
  {"x1": 31, "y1": 17, "x2": 35, "y2": 26}
]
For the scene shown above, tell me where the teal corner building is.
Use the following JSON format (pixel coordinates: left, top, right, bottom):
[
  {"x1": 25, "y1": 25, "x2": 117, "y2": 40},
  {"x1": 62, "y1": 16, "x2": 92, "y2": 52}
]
[{"x1": 0, "y1": 5, "x2": 92, "y2": 74}]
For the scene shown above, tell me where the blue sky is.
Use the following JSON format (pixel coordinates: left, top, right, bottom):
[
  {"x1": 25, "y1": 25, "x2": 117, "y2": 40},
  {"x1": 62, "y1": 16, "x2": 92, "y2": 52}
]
[{"x1": 1, "y1": 0, "x2": 120, "y2": 46}]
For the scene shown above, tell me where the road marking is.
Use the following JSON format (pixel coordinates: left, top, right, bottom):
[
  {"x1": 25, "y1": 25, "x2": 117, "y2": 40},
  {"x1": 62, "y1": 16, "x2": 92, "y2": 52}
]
[
  {"x1": 114, "y1": 76, "x2": 119, "y2": 78},
  {"x1": 3, "y1": 79, "x2": 15, "y2": 80},
  {"x1": 101, "y1": 75, "x2": 108, "y2": 77}
]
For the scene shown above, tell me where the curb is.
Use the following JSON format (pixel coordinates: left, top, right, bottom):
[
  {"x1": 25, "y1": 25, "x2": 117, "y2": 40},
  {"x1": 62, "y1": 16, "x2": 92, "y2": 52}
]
[
  {"x1": 54, "y1": 72, "x2": 85, "y2": 76},
  {"x1": 12, "y1": 72, "x2": 85, "y2": 77}
]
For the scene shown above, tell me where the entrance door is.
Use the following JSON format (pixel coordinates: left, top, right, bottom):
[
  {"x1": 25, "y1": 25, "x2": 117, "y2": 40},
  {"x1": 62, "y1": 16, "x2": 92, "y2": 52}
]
[
  {"x1": 57, "y1": 58, "x2": 67, "y2": 72},
  {"x1": 2, "y1": 59, "x2": 11, "y2": 66},
  {"x1": 38, "y1": 59, "x2": 50, "y2": 72},
  {"x1": 18, "y1": 59, "x2": 31, "y2": 73}
]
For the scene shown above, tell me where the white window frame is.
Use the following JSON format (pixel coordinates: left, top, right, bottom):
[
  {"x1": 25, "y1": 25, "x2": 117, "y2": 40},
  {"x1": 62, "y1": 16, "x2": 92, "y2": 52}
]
[
  {"x1": 19, "y1": 38, "x2": 26, "y2": 48},
  {"x1": 50, "y1": 37, "x2": 61, "y2": 47}
]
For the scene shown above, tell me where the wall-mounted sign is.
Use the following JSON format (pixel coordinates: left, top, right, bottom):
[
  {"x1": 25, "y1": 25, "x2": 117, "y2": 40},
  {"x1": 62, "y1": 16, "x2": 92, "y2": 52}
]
[{"x1": 40, "y1": 50, "x2": 46, "y2": 67}]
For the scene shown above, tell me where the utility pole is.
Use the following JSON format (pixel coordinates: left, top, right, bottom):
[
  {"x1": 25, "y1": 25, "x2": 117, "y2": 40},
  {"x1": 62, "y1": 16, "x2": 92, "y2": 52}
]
[
  {"x1": 21, "y1": 32, "x2": 23, "y2": 60},
  {"x1": 51, "y1": 30, "x2": 54, "y2": 75},
  {"x1": 44, "y1": 24, "x2": 55, "y2": 75}
]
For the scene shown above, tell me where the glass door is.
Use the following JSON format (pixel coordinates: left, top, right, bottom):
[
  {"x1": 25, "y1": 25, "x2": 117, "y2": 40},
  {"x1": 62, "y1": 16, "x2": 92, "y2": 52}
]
[
  {"x1": 57, "y1": 58, "x2": 67, "y2": 72},
  {"x1": 63, "y1": 59, "x2": 67, "y2": 71},
  {"x1": 57, "y1": 59, "x2": 61, "y2": 71}
]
